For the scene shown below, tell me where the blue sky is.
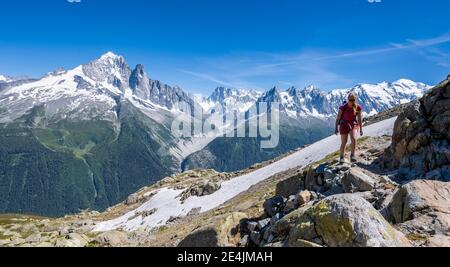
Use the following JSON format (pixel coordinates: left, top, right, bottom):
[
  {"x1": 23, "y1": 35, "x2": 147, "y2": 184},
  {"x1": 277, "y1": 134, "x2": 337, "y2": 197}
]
[{"x1": 0, "y1": 0, "x2": 449, "y2": 94}]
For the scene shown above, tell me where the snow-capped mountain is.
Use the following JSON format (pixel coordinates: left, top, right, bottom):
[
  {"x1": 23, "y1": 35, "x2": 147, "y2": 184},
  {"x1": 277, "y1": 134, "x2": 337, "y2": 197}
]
[
  {"x1": 0, "y1": 52, "x2": 210, "y2": 217},
  {"x1": 0, "y1": 55, "x2": 120, "y2": 124},
  {"x1": 182, "y1": 79, "x2": 431, "y2": 173},
  {"x1": 0, "y1": 52, "x2": 195, "y2": 124},
  {"x1": 256, "y1": 80, "x2": 431, "y2": 119},
  {"x1": 0, "y1": 51, "x2": 431, "y2": 126},
  {"x1": 200, "y1": 87, "x2": 263, "y2": 113},
  {"x1": 0, "y1": 74, "x2": 12, "y2": 83}
]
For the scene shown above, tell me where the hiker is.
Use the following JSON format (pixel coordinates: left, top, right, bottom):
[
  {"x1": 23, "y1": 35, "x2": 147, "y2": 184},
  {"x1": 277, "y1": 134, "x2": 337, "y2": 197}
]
[{"x1": 335, "y1": 93, "x2": 363, "y2": 163}]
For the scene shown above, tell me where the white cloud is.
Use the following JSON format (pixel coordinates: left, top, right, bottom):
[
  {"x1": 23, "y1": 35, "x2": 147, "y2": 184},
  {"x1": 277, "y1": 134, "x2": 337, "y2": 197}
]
[
  {"x1": 180, "y1": 70, "x2": 234, "y2": 88},
  {"x1": 181, "y1": 32, "x2": 450, "y2": 91},
  {"x1": 315, "y1": 32, "x2": 450, "y2": 61}
]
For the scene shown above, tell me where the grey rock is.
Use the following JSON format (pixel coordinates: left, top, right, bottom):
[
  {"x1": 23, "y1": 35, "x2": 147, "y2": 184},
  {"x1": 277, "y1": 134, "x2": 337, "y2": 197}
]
[
  {"x1": 275, "y1": 173, "x2": 303, "y2": 198},
  {"x1": 56, "y1": 233, "x2": 89, "y2": 247},
  {"x1": 270, "y1": 213, "x2": 284, "y2": 226},
  {"x1": 284, "y1": 195, "x2": 299, "y2": 212},
  {"x1": 323, "y1": 185, "x2": 344, "y2": 197},
  {"x1": 179, "y1": 181, "x2": 222, "y2": 202},
  {"x1": 315, "y1": 164, "x2": 328, "y2": 174},
  {"x1": 382, "y1": 76, "x2": 450, "y2": 177},
  {"x1": 247, "y1": 222, "x2": 258, "y2": 232},
  {"x1": 323, "y1": 169, "x2": 338, "y2": 182},
  {"x1": 178, "y1": 212, "x2": 247, "y2": 247},
  {"x1": 263, "y1": 227, "x2": 272, "y2": 241},
  {"x1": 95, "y1": 231, "x2": 129, "y2": 247},
  {"x1": 125, "y1": 193, "x2": 139, "y2": 206},
  {"x1": 257, "y1": 218, "x2": 271, "y2": 230},
  {"x1": 240, "y1": 235, "x2": 249, "y2": 247},
  {"x1": 342, "y1": 167, "x2": 377, "y2": 193},
  {"x1": 305, "y1": 168, "x2": 319, "y2": 191},
  {"x1": 388, "y1": 180, "x2": 450, "y2": 224},
  {"x1": 25, "y1": 233, "x2": 42, "y2": 243},
  {"x1": 263, "y1": 196, "x2": 285, "y2": 217},
  {"x1": 289, "y1": 194, "x2": 411, "y2": 247},
  {"x1": 178, "y1": 226, "x2": 220, "y2": 247},
  {"x1": 250, "y1": 231, "x2": 262, "y2": 246},
  {"x1": 297, "y1": 190, "x2": 312, "y2": 206}
]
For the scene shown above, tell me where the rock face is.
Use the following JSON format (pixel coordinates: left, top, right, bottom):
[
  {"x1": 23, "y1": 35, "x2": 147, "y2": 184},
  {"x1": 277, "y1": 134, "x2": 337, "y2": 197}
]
[
  {"x1": 382, "y1": 76, "x2": 450, "y2": 180},
  {"x1": 288, "y1": 194, "x2": 410, "y2": 247},
  {"x1": 387, "y1": 180, "x2": 450, "y2": 247}
]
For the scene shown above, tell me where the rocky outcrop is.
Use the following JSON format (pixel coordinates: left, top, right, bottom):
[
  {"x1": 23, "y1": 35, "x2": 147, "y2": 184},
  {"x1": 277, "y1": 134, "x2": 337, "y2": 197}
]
[
  {"x1": 382, "y1": 76, "x2": 450, "y2": 180},
  {"x1": 178, "y1": 181, "x2": 222, "y2": 202},
  {"x1": 236, "y1": 137, "x2": 413, "y2": 247},
  {"x1": 288, "y1": 194, "x2": 410, "y2": 247}
]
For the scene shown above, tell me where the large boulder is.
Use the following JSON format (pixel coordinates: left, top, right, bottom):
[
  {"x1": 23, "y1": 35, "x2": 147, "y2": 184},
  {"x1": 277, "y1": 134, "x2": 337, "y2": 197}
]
[
  {"x1": 388, "y1": 180, "x2": 450, "y2": 223},
  {"x1": 95, "y1": 230, "x2": 129, "y2": 247},
  {"x1": 288, "y1": 194, "x2": 410, "y2": 247},
  {"x1": 178, "y1": 212, "x2": 247, "y2": 247},
  {"x1": 387, "y1": 180, "x2": 450, "y2": 246},
  {"x1": 342, "y1": 167, "x2": 378, "y2": 193},
  {"x1": 276, "y1": 173, "x2": 303, "y2": 198},
  {"x1": 55, "y1": 233, "x2": 90, "y2": 247},
  {"x1": 125, "y1": 193, "x2": 139, "y2": 206}
]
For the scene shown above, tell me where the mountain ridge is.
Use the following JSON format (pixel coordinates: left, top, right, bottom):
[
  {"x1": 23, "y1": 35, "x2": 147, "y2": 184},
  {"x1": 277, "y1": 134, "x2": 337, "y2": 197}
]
[{"x1": 1, "y1": 52, "x2": 431, "y2": 120}]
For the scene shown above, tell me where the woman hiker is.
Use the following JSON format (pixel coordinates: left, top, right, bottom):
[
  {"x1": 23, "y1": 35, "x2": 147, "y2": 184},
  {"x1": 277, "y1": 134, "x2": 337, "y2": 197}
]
[{"x1": 335, "y1": 93, "x2": 364, "y2": 163}]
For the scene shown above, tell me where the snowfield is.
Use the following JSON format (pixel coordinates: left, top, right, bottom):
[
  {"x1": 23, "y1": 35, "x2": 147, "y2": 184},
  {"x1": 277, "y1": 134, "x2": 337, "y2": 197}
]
[{"x1": 93, "y1": 117, "x2": 398, "y2": 232}]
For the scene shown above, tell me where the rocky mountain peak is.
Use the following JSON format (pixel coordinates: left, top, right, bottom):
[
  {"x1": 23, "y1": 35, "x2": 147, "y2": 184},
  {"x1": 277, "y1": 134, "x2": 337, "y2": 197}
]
[
  {"x1": 82, "y1": 52, "x2": 132, "y2": 91},
  {"x1": 208, "y1": 87, "x2": 234, "y2": 102},
  {"x1": 129, "y1": 64, "x2": 151, "y2": 99},
  {"x1": 0, "y1": 74, "x2": 13, "y2": 83},
  {"x1": 259, "y1": 86, "x2": 282, "y2": 103},
  {"x1": 99, "y1": 51, "x2": 124, "y2": 61},
  {"x1": 302, "y1": 85, "x2": 322, "y2": 94},
  {"x1": 208, "y1": 87, "x2": 261, "y2": 102}
]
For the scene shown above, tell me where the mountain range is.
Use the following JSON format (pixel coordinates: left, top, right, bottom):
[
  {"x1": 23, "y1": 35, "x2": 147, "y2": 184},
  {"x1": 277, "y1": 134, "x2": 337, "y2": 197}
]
[{"x1": 0, "y1": 52, "x2": 431, "y2": 216}]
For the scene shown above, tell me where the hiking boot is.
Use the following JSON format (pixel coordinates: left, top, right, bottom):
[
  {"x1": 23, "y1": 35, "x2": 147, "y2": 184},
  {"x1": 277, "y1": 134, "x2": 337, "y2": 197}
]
[
  {"x1": 350, "y1": 154, "x2": 357, "y2": 163},
  {"x1": 340, "y1": 156, "x2": 346, "y2": 164}
]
